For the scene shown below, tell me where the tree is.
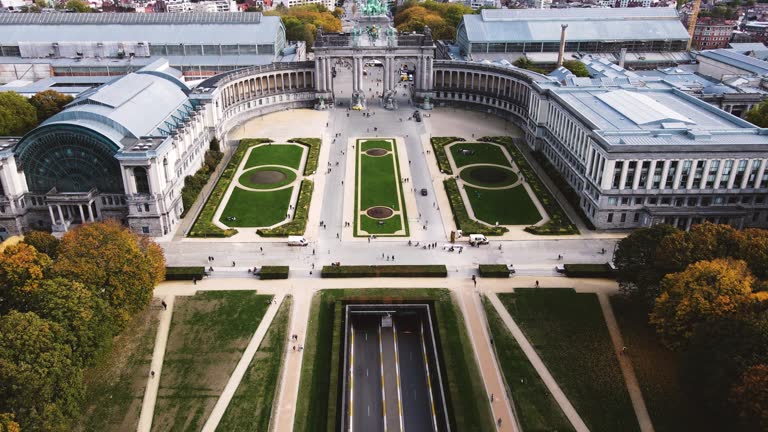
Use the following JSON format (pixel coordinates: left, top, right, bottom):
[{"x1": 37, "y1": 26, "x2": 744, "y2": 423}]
[
  {"x1": 0, "y1": 243, "x2": 52, "y2": 312},
  {"x1": 0, "y1": 414, "x2": 20, "y2": 432},
  {"x1": 655, "y1": 222, "x2": 743, "y2": 276},
  {"x1": 613, "y1": 224, "x2": 679, "y2": 302},
  {"x1": 28, "y1": 90, "x2": 74, "y2": 123},
  {"x1": 22, "y1": 230, "x2": 60, "y2": 260},
  {"x1": 265, "y1": 4, "x2": 341, "y2": 48},
  {"x1": 21, "y1": 278, "x2": 115, "y2": 366},
  {"x1": 650, "y1": 258, "x2": 757, "y2": 349},
  {"x1": 0, "y1": 311, "x2": 83, "y2": 432},
  {"x1": 562, "y1": 60, "x2": 590, "y2": 77},
  {"x1": 745, "y1": 100, "x2": 768, "y2": 127},
  {"x1": 65, "y1": 0, "x2": 90, "y2": 11},
  {"x1": 731, "y1": 364, "x2": 768, "y2": 431},
  {"x1": 0, "y1": 92, "x2": 38, "y2": 136},
  {"x1": 53, "y1": 220, "x2": 165, "y2": 326},
  {"x1": 208, "y1": 136, "x2": 221, "y2": 153}
]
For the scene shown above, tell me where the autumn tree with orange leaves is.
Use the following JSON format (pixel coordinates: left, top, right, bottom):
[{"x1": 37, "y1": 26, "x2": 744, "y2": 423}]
[{"x1": 731, "y1": 364, "x2": 768, "y2": 431}]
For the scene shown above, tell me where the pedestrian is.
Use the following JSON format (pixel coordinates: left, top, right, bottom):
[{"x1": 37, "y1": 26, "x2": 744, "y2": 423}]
[
  {"x1": 535, "y1": 280, "x2": 540, "y2": 288},
  {"x1": 293, "y1": 346, "x2": 296, "y2": 351},
  {"x1": 312, "y1": 263, "x2": 315, "y2": 269},
  {"x1": 382, "y1": 253, "x2": 385, "y2": 258},
  {"x1": 313, "y1": 249, "x2": 316, "y2": 255},
  {"x1": 260, "y1": 246, "x2": 263, "y2": 252},
  {"x1": 392, "y1": 255, "x2": 395, "y2": 261},
  {"x1": 622, "y1": 346, "x2": 627, "y2": 354},
  {"x1": 192, "y1": 277, "x2": 197, "y2": 285},
  {"x1": 232, "y1": 261, "x2": 236, "y2": 267},
  {"x1": 491, "y1": 393, "x2": 494, "y2": 402},
  {"x1": 336, "y1": 233, "x2": 340, "y2": 239},
  {"x1": 497, "y1": 418, "x2": 502, "y2": 427},
  {"x1": 558, "y1": 254, "x2": 562, "y2": 260},
  {"x1": 161, "y1": 300, "x2": 167, "y2": 310},
  {"x1": 150, "y1": 370, "x2": 155, "y2": 378}
]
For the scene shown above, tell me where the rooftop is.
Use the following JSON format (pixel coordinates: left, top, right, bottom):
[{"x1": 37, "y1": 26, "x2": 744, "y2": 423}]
[
  {"x1": 697, "y1": 49, "x2": 768, "y2": 76},
  {"x1": 459, "y1": 8, "x2": 690, "y2": 43},
  {"x1": 0, "y1": 12, "x2": 262, "y2": 25}
]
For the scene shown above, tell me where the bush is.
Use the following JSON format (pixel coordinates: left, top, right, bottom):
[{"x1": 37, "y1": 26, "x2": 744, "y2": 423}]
[
  {"x1": 165, "y1": 266, "x2": 206, "y2": 281},
  {"x1": 257, "y1": 180, "x2": 313, "y2": 237},
  {"x1": 180, "y1": 140, "x2": 224, "y2": 218},
  {"x1": 188, "y1": 138, "x2": 272, "y2": 237},
  {"x1": 444, "y1": 179, "x2": 507, "y2": 236},
  {"x1": 321, "y1": 265, "x2": 448, "y2": 278},
  {"x1": 288, "y1": 138, "x2": 322, "y2": 176},
  {"x1": 259, "y1": 266, "x2": 289, "y2": 279},
  {"x1": 479, "y1": 264, "x2": 510, "y2": 278},
  {"x1": 480, "y1": 136, "x2": 578, "y2": 235},
  {"x1": 564, "y1": 263, "x2": 617, "y2": 279},
  {"x1": 430, "y1": 136, "x2": 465, "y2": 174},
  {"x1": 532, "y1": 151, "x2": 596, "y2": 230}
]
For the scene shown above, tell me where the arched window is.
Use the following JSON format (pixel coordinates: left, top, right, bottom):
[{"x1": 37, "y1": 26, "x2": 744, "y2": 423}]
[
  {"x1": 163, "y1": 158, "x2": 169, "y2": 182},
  {"x1": 134, "y1": 167, "x2": 150, "y2": 194}
]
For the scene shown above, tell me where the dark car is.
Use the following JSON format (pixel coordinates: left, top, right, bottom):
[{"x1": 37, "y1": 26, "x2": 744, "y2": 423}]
[{"x1": 420, "y1": 188, "x2": 428, "y2": 196}]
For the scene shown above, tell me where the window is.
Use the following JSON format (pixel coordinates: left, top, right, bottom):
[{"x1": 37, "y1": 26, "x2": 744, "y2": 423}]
[
  {"x1": 608, "y1": 197, "x2": 618, "y2": 205},
  {"x1": 634, "y1": 213, "x2": 640, "y2": 222},
  {"x1": 706, "y1": 160, "x2": 719, "y2": 189},
  {"x1": 620, "y1": 213, "x2": 627, "y2": 223},
  {"x1": 142, "y1": 226, "x2": 150, "y2": 234},
  {"x1": 134, "y1": 167, "x2": 150, "y2": 194},
  {"x1": 144, "y1": 203, "x2": 150, "y2": 212},
  {"x1": 665, "y1": 161, "x2": 678, "y2": 189},
  {"x1": 621, "y1": 197, "x2": 629, "y2": 205},
  {"x1": 607, "y1": 213, "x2": 614, "y2": 223},
  {"x1": 719, "y1": 160, "x2": 734, "y2": 188}
]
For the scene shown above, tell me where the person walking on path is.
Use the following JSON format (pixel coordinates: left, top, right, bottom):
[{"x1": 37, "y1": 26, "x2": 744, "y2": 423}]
[
  {"x1": 535, "y1": 280, "x2": 540, "y2": 288},
  {"x1": 161, "y1": 300, "x2": 167, "y2": 310},
  {"x1": 472, "y1": 275, "x2": 477, "y2": 287}
]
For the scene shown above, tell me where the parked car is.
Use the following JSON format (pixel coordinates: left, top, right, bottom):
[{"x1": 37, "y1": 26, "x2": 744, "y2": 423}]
[
  {"x1": 469, "y1": 234, "x2": 489, "y2": 246},
  {"x1": 555, "y1": 264, "x2": 566, "y2": 273},
  {"x1": 420, "y1": 188, "x2": 428, "y2": 196}
]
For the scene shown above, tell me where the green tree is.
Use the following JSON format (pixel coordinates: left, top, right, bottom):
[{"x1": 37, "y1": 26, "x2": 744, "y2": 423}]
[
  {"x1": 746, "y1": 100, "x2": 768, "y2": 128},
  {"x1": 22, "y1": 230, "x2": 60, "y2": 260},
  {"x1": 0, "y1": 311, "x2": 83, "y2": 432},
  {"x1": 52, "y1": 220, "x2": 166, "y2": 326},
  {"x1": 655, "y1": 222, "x2": 744, "y2": 276},
  {"x1": 28, "y1": 90, "x2": 74, "y2": 122},
  {"x1": 731, "y1": 364, "x2": 768, "y2": 431},
  {"x1": 65, "y1": 0, "x2": 90, "y2": 11},
  {"x1": 651, "y1": 258, "x2": 757, "y2": 349},
  {"x1": 562, "y1": 60, "x2": 590, "y2": 77},
  {"x1": 21, "y1": 278, "x2": 115, "y2": 366},
  {"x1": 614, "y1": 224, "x2": 679, "y2": 302},
  {"x1": 0, "y1": 92, "x2": 38, "y2": 135}
]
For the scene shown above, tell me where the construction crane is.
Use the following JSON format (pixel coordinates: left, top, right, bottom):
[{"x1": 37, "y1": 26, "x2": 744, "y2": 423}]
[{"x1": 686, "y1": 0, "x2": 702, "y2": 51}]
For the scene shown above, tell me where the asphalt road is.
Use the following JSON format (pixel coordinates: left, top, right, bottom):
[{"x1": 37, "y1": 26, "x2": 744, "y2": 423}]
[
  {"x1": 396, "y1": 315, "x2": 435, "y2": 432},
  {"x1": 352, "y1": 315, "x2": 384, "y2": 432}
]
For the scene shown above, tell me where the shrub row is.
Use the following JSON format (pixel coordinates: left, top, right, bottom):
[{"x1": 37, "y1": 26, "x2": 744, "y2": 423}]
[
  {"x1": 444, "y1": 179, "x2": 508, "y2": 236},
  {"x1": 180, "y1": 145, "x2": 224, "y2": 217},
  {"x1": 532, "y1": 151, "x2": 596, "y2": 230},
  {"x1": 480, "y1": 136, "x2": 578, "y2": 235},
  {"x1": 164, "y1": 266, "x2": 206, "y2": 280},
  {"x1": 257, "y1": 180, "x2": 313, "y2": 237},
  {"x1": 188, "y1": 138, "x2": 273, "y2": 237},
  {"x1": 430, "y1": 136, "x2": 465, "y2": 174},
  {"x1": 564, "y1": 263, "x2": 616, "y2": 279},
  {"x1": 321, "y1": 265, "x2": 448, "y2": 278},
  {"x1": 259, "y1": 266, "x2": 290, "y2": 279},
  {"x1": 478, "y1": 264, "x2": 510, "y2": 278},
  {"x1": 288, "y1": 137, "x2": 322, "y2": 176}
]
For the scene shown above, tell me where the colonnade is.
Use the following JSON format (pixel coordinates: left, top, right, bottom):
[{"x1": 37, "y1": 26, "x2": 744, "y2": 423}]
[
  {"x1": 221, "y1": 69, "x2": 314, "y2": 110},
  {"x1": 47, "y1": 202, "x2": 95, "y2": 225},
  {"x1": 314, "y1": 53, "x2": 433, "y2": 98}
]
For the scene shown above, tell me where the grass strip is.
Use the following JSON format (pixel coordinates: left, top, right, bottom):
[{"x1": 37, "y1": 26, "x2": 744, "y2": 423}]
[
  {"x1": 478, "y1": 264, "x2": 510, "y2": 278},
  {"x1": 288, "y1": 138, "x2": 322, "y2": 176},
  {"x1": 449, "y1": 142, "x2": 512, "y2": 168},
  {"x1": 443, "y1": 179, "x2": 507, "y2": 236},
  {"x1": 482, "y1": 296, "x2": 575, "y2": 432},
  {"x1": 216, "y1": 296, "x2": 292, "y2": 432},
  {"x1": 188, "y1": 138, "x2": 272, "y2": 237},
  {"x1": 499, "y1": 289, "x2": 639, "y2": 432},
  {"x1": 465, "y1": 185, "x2": 542, "y2": 225},
  {"x1": 293, "y1": 289, "x2": 494, "y2": 432},
  {"x1": 430, "y1": 136, "x2": 465, "y2": 174},
  {"x1": 244, "y1": 143, "x2": 304, "y2": 170},
  {"x1": 480, "y1": 136, "x2": 578, "y2": 235},
  {"x1": 257, "y1": 180, "x2": 314, "y2": 237},
  {"x1": 220, "y1": 187, "x2": 293, "y2": 228},
  {"x1": 320, "y1": 265, "x2": 447, "y2": 278}
]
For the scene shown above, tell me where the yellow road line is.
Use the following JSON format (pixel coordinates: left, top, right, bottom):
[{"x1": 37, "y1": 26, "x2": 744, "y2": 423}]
[
  {"x1": 392, "y1": 320, "x2": 405, "y2": 432},
  {"x1": 350, "y1": 325, "x2": 355, "y2": 432},
  {"x1": 420, "y1": 323, "x2": 439, "y2": 432}
]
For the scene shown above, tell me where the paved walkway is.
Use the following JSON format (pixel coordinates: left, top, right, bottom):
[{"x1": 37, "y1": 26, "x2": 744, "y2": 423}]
[
  {"x1": 137, "y1": 295, "x2": 175, "y2": 432},
  {"x1": 486, "y1": 293, "x2": 589, "y2": 432},
  {"x1": 597, "y1": 293, "x2": 655, "y2": 432},
  {"x1": 201, "y1": 293, "x2": 286, "y2": 432}
]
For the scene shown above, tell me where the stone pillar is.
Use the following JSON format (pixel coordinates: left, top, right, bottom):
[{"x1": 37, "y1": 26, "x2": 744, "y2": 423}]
[
  {"x1": 315, "y1": 57, "x2": 322, "y2": 91},
  {"x1": 631, "y1": 160, "x2": 643, "y2": 190},
  {"x1": 700, "y1": 159, "x2": 712, "y2": 189},
  {"x1": 673, "y1": 160, "x2": 683, "y2": 189},
  {"x1": 714, "y1": 159, "x2": 725, "y2": 189},
  {"x1": 727, "y1": 161, "x2": 738, "y2": 189},
  {"x1": 352, "y1": 57, "x2": 358, "y2": 93},
  {"x1": 48, "y1": 205, "x2": 56, "y2": 225},
  {"x1": 659, "y1": 160, "x2": 671, "y2": 190},
  {"x1": 646, "y1": 161, "x2": 657, "y2": 189},
  {"x1": 57, "y1": 205, "x2": 64, "y2": 222},
  {"x1": 78, "y1": 204, "x2": 85, "y2": 223},
  {"x1": 618, "y1": 160, "x2": 629, "y2": 190},
  {"x1": 686, "y1": 160, "x2": 699, "y2": 190},
  {"x1": 741, "y1": 159, "x2": 753, "y2": 189},
  {"x1": 601, "y1": 160, "x2": 615, "y2": 190},
  {"x1": 87, "y1": 202, "x2": 94, "y2": 221},
  {"x1": 754, "y1": 159, "x2": 767, "y2": 188}
]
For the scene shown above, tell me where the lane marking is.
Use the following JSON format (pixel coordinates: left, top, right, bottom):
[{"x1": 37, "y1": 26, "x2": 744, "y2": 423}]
[
  {"x1": 350, "y1": 325, "x2": 355, "y2": 432},
  {"x1": 379, "y1": 325, "x2": 387, "y2": 432},
  {"x1": 420, "y1": 322, "x2": 439, "y2": 432},
  {"x1": 392, "y1": 320, "x2": 405, "y2": 432}
]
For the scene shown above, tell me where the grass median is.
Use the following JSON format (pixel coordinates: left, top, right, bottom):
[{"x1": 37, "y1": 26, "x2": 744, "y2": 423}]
[
  {"x1": 465, "y1": 185, "x2": 542, "y2": 226},
  {"x1": 450, "y1": 142, "x2": 512, "y2": 168},
  {"x1": 244, "y1": 143, "x2": 303, "y2": 170},
  {"x1": 220, "y1": 187, "x2": 293, "y2": 228}
]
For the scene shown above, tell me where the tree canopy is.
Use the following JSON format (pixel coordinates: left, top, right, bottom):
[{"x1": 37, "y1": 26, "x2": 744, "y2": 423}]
[
  {"x1": 394, "y1": 0, "x2": 474, "y2": 40},
  {"x1": 64, "y1": 0, "x2": 91, "y2": 12},
  {"x1": 614, "y1": 224, "x2": 679, "y2": 302},
  {"x1": 265, "y1": 4, "x2": 341, "y2": 48},
  {"x1": 22, "y1": 230, "x2": 60, "y2": 260},
  {"x1": 0, "y1": 92, "x2": 38, "y2": 136},
  {"x1": 53, "y1": 219, "x2": 165, "y2": 326},
  {"x1": 0, "y1": 243, "x2": 52, "y2": 311},
  {"x1": 731, "y1": 364, "x2": 768, "y2": 431},
  {"x1": 28, "y1": 90, "x2": 74, "y2": 123},
  {"x1": 561, "y1": 60, "x2": 590, "y2": 78},
  {"x1": 745, "y1": 100, "x2": 768, "y2": 128}
]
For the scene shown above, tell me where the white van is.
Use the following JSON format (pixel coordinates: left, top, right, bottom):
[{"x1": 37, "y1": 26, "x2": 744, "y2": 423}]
[
  {"x1": 287, "y1": 236, "x2": 308, "y2": 246},
  {"x1": 469, "y1": 234, "x2": 488, "y2": 246}
]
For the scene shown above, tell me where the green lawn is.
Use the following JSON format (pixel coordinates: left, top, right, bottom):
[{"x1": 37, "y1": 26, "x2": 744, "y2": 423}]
[
  {"x1": 482, "y1": 297, "x2": 575, "y2": 432},
  {"x1": 499, "y1": 289, "x2": 639, "y2": 432},
  {"x1": 77, "y1": 303, "x2": 160, "y2": 432},
  {"x1": 459, "y1": 165, "x2": 519, "y2": 188},
  {"x1": 220, "y1": 187, "x2": 293, "y2": 227},
  {"x1": 216, "y1": 296, "x2": 292, "y2": 432},
  {"x1": 244, "y1": 144, "x2": 304, "y2": 170},
  {"x1": 610, "y1": 296, "x2": 709, "y2": 432},
  {"x1": 152, "y1": 292, "x2": 273, "y2": 432},
  {"x1": 360, "y1": 153, "x2": 400, "y2": 210},
  {"x1": 465, "y1": 185, "x2": 541, "y2": 225},
  {"x1": 360, "y1": 139, "x2": 392, "y2": 151},
  {"x1": 360, "y1": 214, "x2": 403, "y2": 234},
  {"x1": 450, "y1": 143, "x2": 512, "y2": 168},
  {"x1": 293, "y1": 289, "x2": 494, "y2": 432},
  {"x1": 238, "y1": 166, "x2": 297, "y2": 189}
]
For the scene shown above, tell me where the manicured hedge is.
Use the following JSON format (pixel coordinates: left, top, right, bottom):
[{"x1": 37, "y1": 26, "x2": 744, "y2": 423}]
[
  {"x1": 480, "y1": 136, "x2": 578, "y2": 235},
  {"x1": 532, "y1": 151, "x2": 596, "y2": 230},
  {"x1": 564, "y1": 263, "x2": 617, "y2": 279},
  {"x1": 430, "y1": 136, "x2": 465, "y2": 174},
  {"x1": 165, "y1": 266, "x2": 206, "y2": 281},
  {"x1": 444, "y1": 179, "x2": 507, "y2": 236},
  {"x1": 288, "y1": 138, "x2": 322, "y2": 176},
  {"x1": 321, "y1": 265, "x2": 448, "y2": 278},
  {"x1": 257, "y1": 180, "x2": 313, "y2": 237},
  {"x1": 188, "y1": 138, "x2": 272, "y2": 237},
  {"x1": 259, "y1": 266, "x2": 290, "y2": 280},
  {"x1": 478, "y1": 264, "x2": 510, "y2": 278},
  {"x1": 180, "y1": 146, "x2": 223, "y2": 217}
]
